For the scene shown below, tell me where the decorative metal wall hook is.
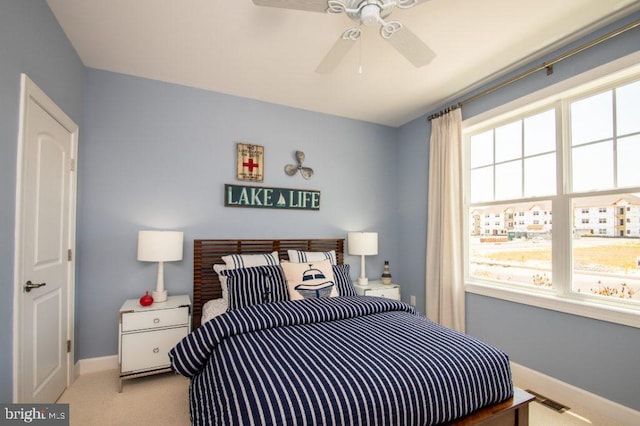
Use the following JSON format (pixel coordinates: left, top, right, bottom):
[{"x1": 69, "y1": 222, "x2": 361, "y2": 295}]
[{"x1": 284, "y1": 151, "x2": 314, "y2": 180}]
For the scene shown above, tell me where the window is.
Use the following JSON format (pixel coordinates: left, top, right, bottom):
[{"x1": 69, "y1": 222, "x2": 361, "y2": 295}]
[
  {"x1": 468, "y1": 107, "x2": 555, "y2": 291},
  {"x1": 465, "y1": 68, "x2": 640, "y2": 325}
]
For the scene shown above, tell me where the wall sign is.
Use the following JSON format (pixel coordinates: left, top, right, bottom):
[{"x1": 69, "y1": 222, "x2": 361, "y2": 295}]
[
  {"x1": 236, "y1": 143, "x2": 264, "y2": 182},
  {"x1": 225, "y1": 184, "x2": 320, "y2": 211}
]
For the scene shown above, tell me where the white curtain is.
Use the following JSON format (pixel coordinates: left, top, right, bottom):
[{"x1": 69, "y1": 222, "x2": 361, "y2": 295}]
[{"x1": 426, "y1": 108, "x2": 465, "y2": 332}]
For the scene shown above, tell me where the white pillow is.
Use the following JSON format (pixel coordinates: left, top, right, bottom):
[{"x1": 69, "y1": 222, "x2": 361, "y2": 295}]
[
  {"x1": 213, "y1": 264, "x2": 230, "y2": 301},
  {"x1": 201, "y1": 298, "x2": 228, "y2": 324},
  {"x1": 287, "y1": 249, "x2": 337, "y2": 265},
  {"x1": 213, "y1": 251, "x2": 280, "y2": 301},
  {"x1": 222, "y1": 251, "x2": 280, "y2": 269}
]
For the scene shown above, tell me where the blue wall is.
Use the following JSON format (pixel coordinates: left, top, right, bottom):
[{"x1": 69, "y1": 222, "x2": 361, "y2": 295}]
[
  {"x1": 396, "y1": 117, "x2": 430, "y2": 314},
  {"x1": 0, "y1": 0, "x2": 85, "y2": 402},
  {"x1": 77, "y1": 69, "x2": 400, "y2": 360},
  {"x1": 397, "y1": 12, "x2": 640, "y2": 410}
]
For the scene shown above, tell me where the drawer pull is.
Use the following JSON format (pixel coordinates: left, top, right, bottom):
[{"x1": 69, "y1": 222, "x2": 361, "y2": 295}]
[
  {"x1": 153, "y1": 318, "x2": 160, "y2": 324},
  {"x1": 153, "y1": 347, "x2": 159, "y2": 354}
]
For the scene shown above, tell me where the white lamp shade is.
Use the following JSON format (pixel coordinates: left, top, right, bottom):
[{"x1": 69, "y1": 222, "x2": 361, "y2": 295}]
[
  {"x1": 348, "y1": 232, "x2": 378, "y2": 256},
  {"x1": 137, "y1": 230, "x2": 184, "y2": 262}
]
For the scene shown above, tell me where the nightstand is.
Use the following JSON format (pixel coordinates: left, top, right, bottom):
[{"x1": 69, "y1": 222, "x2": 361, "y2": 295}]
[
  {"x1": 118, "y1": 294, "x2": 191, "y2": 392},
  {"x1": 353, "y1": 280, "x2": 401, "y2": 300}
]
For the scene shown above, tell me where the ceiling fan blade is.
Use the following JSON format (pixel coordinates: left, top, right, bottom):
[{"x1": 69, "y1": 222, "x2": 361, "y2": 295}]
[
  {"x1": 315, "y1": 28, "x2": 360, "y2": 74},
  {"x1": 252, "y1": 0, "x2": 328, "y2": 13},
  {"x1": 385, "y1": 25, "x2": 436, "y2": 68}
]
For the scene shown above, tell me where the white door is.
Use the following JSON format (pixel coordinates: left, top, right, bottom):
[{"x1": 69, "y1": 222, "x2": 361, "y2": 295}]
[{"x1": 14, "y1": 75, "x2": 78, "y2": 403}]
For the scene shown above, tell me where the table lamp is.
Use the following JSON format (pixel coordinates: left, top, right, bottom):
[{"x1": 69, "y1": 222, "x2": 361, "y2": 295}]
[
  {"x1": 348, "y1": 232, "x2": 378, "y2": 286},
  {"x1": 137, "y1": 230, "x2": 183, "y2": 303}
]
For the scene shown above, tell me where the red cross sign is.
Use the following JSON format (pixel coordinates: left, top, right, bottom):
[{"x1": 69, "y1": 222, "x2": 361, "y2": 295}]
[{"x1": 236, "y1": 143, "x2": 264, "y2": 182}]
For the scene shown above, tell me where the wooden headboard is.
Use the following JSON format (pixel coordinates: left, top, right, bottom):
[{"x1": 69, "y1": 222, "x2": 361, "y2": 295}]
[{"x1": 192, "y1": 238, "x2": 344, "y2": 329}]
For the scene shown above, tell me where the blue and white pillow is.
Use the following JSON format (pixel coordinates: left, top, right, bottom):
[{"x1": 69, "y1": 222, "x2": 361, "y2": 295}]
[
  {"x1": 220, "y1": 265, "x2": 288, "y2": 311},
  {"x1": 215, "y1": 251, "x2": 280, "y2": 301},
  {"x1": 287, "y1": 250, "x2": 337, "y2": 265},
  {"x1": 281, "y1": 260, "x2": 338, "y2": 300},
  {"x1": 332, "y1": 264, "x2": 357, "y2": 296}
]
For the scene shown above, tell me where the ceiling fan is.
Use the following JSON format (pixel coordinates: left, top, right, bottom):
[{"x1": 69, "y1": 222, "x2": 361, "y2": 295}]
[{"x1": 252, "y1": 0, "x2": 436, "y2": 73}]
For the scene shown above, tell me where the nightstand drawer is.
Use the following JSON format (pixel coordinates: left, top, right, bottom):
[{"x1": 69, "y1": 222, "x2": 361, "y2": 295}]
[
  {"x1": 365, "y1": 286, "x2": 400, "y2": 299},
  {"x1": 121, "y1": 326, "x2": 188, "y2": 373},
  {"x1": 121, "y1": 306, "x2": 189, "y2": 332},
  {"x1": 354, "y1": 281, "x2": 401, "y2": 300}
]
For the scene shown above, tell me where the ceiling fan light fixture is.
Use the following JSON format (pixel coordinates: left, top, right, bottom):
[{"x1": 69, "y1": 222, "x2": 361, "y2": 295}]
[
  {"x1": 360, "y1": 4, "x2": 381, "y2": 26},
  {"x1": 252, "y1": 0, "x2": 436, "y2": 73}
]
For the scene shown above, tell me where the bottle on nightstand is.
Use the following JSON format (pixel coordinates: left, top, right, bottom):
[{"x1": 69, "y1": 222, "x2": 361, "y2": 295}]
[{"x1": 381, "y1": 261, "x2": 392, "y2": 285}]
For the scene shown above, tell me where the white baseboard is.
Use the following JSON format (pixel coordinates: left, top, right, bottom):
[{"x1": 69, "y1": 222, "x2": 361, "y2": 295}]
[
  {"x1": 74, "y1": 355, "x2": 118, "y2": 378},
  {"x1": 511, "y1": 362, "x2": 640, "y2": 425}
]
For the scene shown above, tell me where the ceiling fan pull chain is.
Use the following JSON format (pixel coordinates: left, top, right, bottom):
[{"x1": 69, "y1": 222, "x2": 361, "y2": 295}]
[{"x1": 358, "y1": 25, "x2": 364, "y2": 74}]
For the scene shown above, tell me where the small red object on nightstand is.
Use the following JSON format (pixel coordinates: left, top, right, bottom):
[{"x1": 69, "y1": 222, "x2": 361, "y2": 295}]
[{"x1": 139, "y1": 291, "x2": 153, "y2": 307}]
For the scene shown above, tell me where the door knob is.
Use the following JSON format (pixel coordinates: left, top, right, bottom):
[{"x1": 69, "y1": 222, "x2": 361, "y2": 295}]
[{"x1": 24, "y1": 280, "x2": 47, "y2": 293}]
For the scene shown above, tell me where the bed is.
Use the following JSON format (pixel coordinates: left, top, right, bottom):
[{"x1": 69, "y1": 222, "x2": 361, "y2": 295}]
[{"x1": 170, "y1": 238, "x2": 533, "y2": 426}]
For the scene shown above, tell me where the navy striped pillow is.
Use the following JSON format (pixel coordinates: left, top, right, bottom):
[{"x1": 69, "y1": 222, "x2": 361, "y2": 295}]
[
  {"x1": 220, "y1": 265, "x2": 288, "y2": 311},
  {"x1": 332, "y1": 264, "x2": 357, "y2": 296}
]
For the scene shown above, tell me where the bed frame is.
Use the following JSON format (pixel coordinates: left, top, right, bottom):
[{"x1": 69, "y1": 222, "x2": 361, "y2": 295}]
[{"x1": 192, "y1": 238, "x2": 533, "y2": 425}]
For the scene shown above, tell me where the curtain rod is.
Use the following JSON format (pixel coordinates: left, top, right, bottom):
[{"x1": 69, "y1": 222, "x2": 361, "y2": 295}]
[{"x1": 427, "y1": 18, "x2": 640, "y2": 121}]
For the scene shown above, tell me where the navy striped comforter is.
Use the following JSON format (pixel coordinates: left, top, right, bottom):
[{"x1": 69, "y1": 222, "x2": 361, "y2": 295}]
[{"x1": 169, "y1": 297, "x2": 513, "y2": 426}]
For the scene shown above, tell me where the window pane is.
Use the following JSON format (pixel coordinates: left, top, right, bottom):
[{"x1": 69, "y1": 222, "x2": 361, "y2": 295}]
[
  {"x1": 572, "y1": 141, "x2": 613, "y2": 192},
  {"x1": 617, "y1": 135, "x2": 640, "y2": 188},
  {"x1": 469, "y1": 201, "x2": 552, "y2": 289},
  {"x1": 572, "y1": 195, "x2": 640, "y2": 301},
  {"x1": 524, "y1": 109, "x2": 556, "y2": 156},
  {"x1": 616, "y1": 79, "x2": 640, "y2": 136},
  {"x1": 571, "y1": 91, "x2": 613, "y2": 145},
  {"x1": 495, "y1": 160, "x2": 522, "y2": 200},
  {"x1": 470, "y1": 130, "x2": 493, "y2": 168},
  {"x1": 524, "y1": 153, "x2": 556, "y2": 197},
  {"x1": 470, "y1": 166, "x2": 493, "y2": 203},
  {"x1": 495, "y1": 121, "x2": 522, "y2": 162}
]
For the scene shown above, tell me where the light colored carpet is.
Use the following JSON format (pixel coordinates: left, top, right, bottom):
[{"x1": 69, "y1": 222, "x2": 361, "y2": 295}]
[
  {"x1": 57, "y1": 370, "x2": 190, "y2": 425},
  {"x1": 58, "y1": 369, "x2": 617, "y2": 425}
]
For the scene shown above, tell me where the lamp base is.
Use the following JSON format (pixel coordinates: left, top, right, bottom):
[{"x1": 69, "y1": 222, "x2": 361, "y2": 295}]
[
  {"x1": 153, "y1": 290, "x2": 168, "y2": 303},
  {"x1": 357, "y1": 277, "x2": 369, "y2": 286}
]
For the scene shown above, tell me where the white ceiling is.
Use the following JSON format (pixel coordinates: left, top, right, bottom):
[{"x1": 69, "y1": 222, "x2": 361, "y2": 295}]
[{"x1": 46, "y1": 0, "x2": 640, "y2": 127}]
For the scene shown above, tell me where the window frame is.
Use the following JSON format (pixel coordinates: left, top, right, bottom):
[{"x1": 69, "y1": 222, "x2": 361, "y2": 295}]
[{"x1": 462, "y1": 52, "x2": 640, "y2": 329}]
